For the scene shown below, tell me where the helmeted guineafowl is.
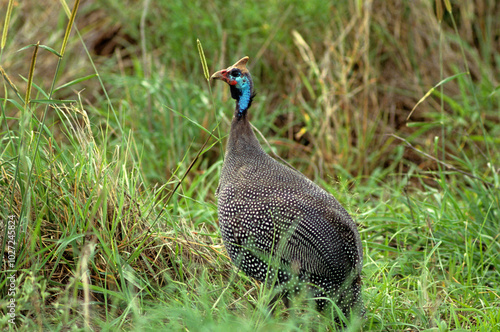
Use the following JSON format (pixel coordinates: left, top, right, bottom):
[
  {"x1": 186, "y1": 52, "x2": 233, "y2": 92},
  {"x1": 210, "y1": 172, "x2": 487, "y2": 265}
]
[{"x1": 211, "y1": 56, "x2": 364, "y2": 318}]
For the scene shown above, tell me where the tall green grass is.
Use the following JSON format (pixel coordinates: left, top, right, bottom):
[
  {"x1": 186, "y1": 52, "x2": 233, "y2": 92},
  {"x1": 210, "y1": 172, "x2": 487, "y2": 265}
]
[{"x1": 1, "y1": 0, "x2": 499, "y2": 330}]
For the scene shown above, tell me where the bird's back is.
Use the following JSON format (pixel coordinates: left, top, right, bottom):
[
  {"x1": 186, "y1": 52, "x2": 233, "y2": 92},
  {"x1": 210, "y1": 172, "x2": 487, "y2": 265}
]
[{"x1": 217, "y1": 118, "x2": 363, "y2": 313}]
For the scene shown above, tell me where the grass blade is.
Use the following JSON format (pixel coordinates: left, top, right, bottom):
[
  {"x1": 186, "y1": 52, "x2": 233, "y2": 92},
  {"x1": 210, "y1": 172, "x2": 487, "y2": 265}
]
[
  {"x1": 435, "y1": 0, "x2": 443, "y2": 22},
  {"x1": 30, "y1": 99, "x2": 76, "y2": 104},
  {"x1": 0, "y1": 65, "x2": 22, "y2": 101},
  {"x1": 54, "y1": 74, "x2": 97, "y2": 92},
  {"x1": 406, "y1": 72, "x2": 466, "y2": 121},
  {"x1": 197, "y1": 39, "x2": 210, "y2": 81},
  {"x1": 60, "y1": 0, "x2": 80, "y2": 56},
  {"x1": 25, "y1": 42, "x2": 39, "y2": 106},
  {"x1": 1, "y1": 0, "x2": 14, "y2": 50}
]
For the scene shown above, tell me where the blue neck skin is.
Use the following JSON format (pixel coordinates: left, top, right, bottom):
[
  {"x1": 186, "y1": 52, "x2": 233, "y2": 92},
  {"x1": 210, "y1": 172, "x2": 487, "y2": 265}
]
[
  {"x1": 229, "y1": 73, "x2": 253, "y2": 118},
  {"x1": 237, "y1": 85, "x2": 252, "y2": 117}
]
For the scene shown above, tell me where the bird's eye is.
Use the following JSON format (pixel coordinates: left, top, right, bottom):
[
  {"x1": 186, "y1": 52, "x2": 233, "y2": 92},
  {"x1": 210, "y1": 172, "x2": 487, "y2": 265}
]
[{"x1": 230, "y1": 69, "x2": 241, "y2": 77}]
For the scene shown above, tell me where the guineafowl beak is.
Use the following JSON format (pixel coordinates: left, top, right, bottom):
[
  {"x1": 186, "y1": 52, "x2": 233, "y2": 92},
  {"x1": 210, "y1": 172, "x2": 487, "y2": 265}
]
[{"x1": 210, "y1": 70, "x2": 235, "y2": 85}]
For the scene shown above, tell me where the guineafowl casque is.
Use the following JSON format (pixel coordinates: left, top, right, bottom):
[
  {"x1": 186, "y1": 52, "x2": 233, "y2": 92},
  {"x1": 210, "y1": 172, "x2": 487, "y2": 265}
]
[{"x1": 211, "y1": 56, "x2": 364, "y2": 319}]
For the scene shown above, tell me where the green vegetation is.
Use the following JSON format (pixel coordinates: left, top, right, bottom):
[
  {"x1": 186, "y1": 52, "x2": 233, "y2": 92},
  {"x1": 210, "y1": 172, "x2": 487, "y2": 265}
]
[{"x1": 1, "y1": 0, "x2": 499, "y2": 330}]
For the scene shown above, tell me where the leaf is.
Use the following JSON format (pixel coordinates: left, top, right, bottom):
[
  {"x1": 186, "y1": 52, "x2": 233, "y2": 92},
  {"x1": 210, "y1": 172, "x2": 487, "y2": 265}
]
[
  {"x1": 165, "y1": 105, "x2": 217, "y2": 138},
  {"x1": 30, "y1": 99, "x2": 76, "y2": 104},
  {"x1": 16, "y1": 44, "x2": 62, "y2": 57},
  {"x1": 54, "y1": 74, "x2": 97, "y2": 92},
  {"x1": 489, "y1": 85, "x2": 500, "y2": 98},
  {"x1": 39, "y1": 44, "x2": 62, "y2": 57},
  {"x1": 25, "y1": 42, "x2": 39, "y2": 106},
  {"x1": 407, "y1": 72, "x2": 467, "y2": 121}
]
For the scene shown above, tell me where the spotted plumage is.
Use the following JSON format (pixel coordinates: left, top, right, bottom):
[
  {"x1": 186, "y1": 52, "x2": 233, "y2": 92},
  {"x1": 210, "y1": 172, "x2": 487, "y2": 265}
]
[{"x1": 211, "y1": 57, "x2": 364, "y2": 317}]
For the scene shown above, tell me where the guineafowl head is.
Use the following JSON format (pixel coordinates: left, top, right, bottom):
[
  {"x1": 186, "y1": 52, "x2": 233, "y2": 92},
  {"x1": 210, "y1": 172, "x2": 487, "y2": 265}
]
[{"x1": 211, "y1": 56, "x2": 255, "y2": 117}]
